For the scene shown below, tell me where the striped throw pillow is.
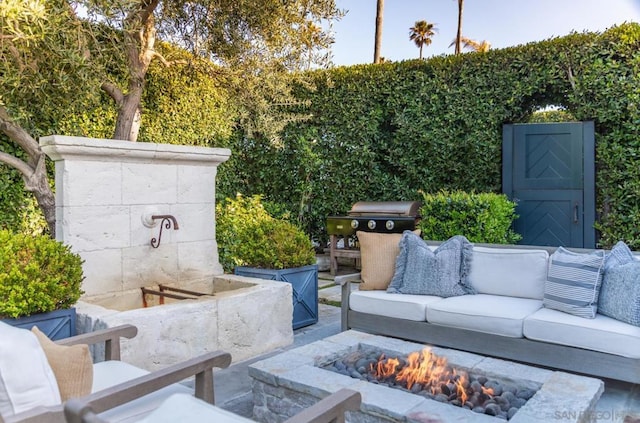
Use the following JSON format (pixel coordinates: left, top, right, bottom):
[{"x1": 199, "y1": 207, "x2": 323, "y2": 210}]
[{"x1": 543, "y1": 247, "x2": 605, "y2": 319}]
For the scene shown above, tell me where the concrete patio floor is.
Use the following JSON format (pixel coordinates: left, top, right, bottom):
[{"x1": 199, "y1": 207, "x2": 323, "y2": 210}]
[{"x1": 213, "y1": 270, "x2": 640, "y2": 422}]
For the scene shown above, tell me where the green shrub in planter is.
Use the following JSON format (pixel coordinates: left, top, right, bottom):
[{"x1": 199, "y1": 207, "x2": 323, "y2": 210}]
[
  {"x1": 216, "y1": 194, "x2": 316, "y2": 272},
  {"x1": 0, "y1": 230, "x2": 84, "y2": 318},
  {"x1": 418, "y1": 191, "x2": 522, "y2": 244}
]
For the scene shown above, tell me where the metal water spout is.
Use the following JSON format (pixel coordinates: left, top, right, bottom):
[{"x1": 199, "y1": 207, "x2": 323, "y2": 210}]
[{"x1": 150, "y1": 215, "x2": 179, "y2": 248}]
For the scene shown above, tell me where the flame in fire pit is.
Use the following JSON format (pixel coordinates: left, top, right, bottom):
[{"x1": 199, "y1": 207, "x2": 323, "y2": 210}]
[
  {"x1": 325, "y1": 346, "x2": 539, "y2": 419},
  {"x1": 370, "y1": 348, "x2": 493, "y2": 405}
]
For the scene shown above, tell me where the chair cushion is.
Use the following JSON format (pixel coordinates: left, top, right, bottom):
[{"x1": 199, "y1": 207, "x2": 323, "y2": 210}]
[
  {"x1": 426, "y1": 294, "x2": 542, "y2": 337},
  {"x1": 0, "y1": 322, "x2": 61, "y2": 417},
  {"x1": 387, "y1": 233, "x2": 475, "y2": 297},
  {"x1": 524, "y1": 307, "x2": 640, "y2": 359},
  {"x1": 598, "y1": 261, "x2": 640, "y2": 326},
  {"x1": 137, "y1": 393, "x2": 254, "y2": 423},
  {"x1": 31, "y1": 326, "x2": 93, "y2": 401},
  {"x1": 543, "y1": 247, "x2": 605, "y2": 319},
  {"x1": 349, "y1": 290, "x2": 441, "y2": 321},
  {"x1": 92, "y1": 361, "x2": 192, "y2": 423},
  {"x1": 357, "y1": 230, "x2": 420, "y2": 290},
  {"x1": 468, "y1": 246, "x2": 549, "y2": 299}
]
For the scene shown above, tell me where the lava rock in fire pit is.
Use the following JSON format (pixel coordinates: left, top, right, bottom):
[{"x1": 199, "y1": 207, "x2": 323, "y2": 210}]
[{"x1": 324, "y1": 347, "x2": 538, "y2": 421}]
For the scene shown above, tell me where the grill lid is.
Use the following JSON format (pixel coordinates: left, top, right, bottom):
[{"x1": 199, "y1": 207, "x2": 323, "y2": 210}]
[{"x1": 348, "y1": 201, "x2": 421, "y2": 217}]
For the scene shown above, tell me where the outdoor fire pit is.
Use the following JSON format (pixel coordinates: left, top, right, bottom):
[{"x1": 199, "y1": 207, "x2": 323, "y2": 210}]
[
  {"x1": 324, "y1": 347, "x2": 536, "y2": 420},
  {"x1": 249, "y1": 330, "x2": 604, "y2": 423}
]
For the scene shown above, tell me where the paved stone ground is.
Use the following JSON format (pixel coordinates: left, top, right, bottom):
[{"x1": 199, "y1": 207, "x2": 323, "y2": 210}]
[{"x1": 212, "y1": 268, "x2": 640, "y2": 422}]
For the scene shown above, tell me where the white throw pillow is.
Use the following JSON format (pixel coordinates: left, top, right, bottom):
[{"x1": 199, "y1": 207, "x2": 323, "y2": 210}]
[{"x1": 0, "y1": 322, "x2": 61, "y2": 417}]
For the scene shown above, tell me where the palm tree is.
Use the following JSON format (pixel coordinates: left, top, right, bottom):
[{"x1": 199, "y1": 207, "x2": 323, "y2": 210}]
[
  {"x1": 373, "y1": 0, "x2": 384, "y2": 63},
  {"x1": 462, "y1": 37, "x2": 491, "y2": 52},
  {"x1": 409, "y1": 20, "x2": 437, "y2": 59},
  {"x1": 448, "y1": 36, "x2": 491, "y2": 53},
  {"x1": 454, "y1": 0, "x2": 464, "y2": 54}
]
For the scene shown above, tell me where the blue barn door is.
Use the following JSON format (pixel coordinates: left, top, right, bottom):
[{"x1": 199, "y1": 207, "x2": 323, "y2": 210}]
[{"x1": 502, "y1": 122, "x2": 595, "y2": 248}]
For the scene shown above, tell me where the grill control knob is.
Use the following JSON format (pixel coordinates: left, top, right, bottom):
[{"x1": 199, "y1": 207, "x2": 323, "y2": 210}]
[
  {"x1": 350, "y1": 219, "x2": 359, "y2": 229},
  {"x1": 386, "y1": 220, "x2": 395, "y2": 230},
  {"x1": 367, "y1": 220, "x2": 376, "y2": 230}
]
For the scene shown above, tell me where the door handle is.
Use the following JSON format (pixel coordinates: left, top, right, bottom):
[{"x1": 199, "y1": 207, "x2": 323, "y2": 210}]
[{"x1": 573, "y1": 202, "x2": 579, "y2": 224}]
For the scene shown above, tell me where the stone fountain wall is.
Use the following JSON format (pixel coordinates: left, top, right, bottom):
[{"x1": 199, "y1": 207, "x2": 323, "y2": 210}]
[
  {"x1": 40, "y1": 136, "x2": 294, "y2": 368},
  {"x1": 41, "y1": 135, "x2": 230, "y2": 299}
]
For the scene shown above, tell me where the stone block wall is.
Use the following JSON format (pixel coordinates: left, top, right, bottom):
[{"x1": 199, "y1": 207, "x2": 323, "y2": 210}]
[{"x1": 40, "y1": 135, "x2": 231, "y2": 298}]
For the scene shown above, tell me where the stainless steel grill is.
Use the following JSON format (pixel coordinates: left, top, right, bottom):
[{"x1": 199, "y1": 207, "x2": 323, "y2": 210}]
[{"x1": 326, "y1": 201, "x2": 422, "y2": 275}]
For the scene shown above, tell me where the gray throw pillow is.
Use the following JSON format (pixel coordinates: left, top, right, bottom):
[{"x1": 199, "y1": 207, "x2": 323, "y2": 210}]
[
  {"x1": 543, "y1": 247, "x2": 605, "y2": 319},
  {"x1": 604, "y1": 240, "x2": 635, "y2": 272},
  {"x1": 598, "y1": 261, "x2": 640, "y2": 326},
  {"x1": 387, "y1": 232, "x2": 475, "y2": 297}
]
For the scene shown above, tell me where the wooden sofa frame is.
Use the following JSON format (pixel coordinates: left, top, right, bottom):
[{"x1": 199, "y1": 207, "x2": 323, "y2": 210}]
[{"x1": 336, "y1": 242, "x2": 640, "y2": 384}]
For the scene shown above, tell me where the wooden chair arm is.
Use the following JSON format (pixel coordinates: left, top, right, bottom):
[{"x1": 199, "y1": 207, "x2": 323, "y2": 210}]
[
  {"x1": 284, "y1": 389, "x2": 361, "y2": 423},
  {"x1": 5, "y1": 351, "x2": 232, "y2": 423},
  {"x1": 333, "y1": 273, "x2": 361, "y2": 286},
  {"x1": 55, "y1": 325, "x2": 138, "y2": 361},
  {"x1": 83, "y1": 350, "x2": 231, "y2": 412}
]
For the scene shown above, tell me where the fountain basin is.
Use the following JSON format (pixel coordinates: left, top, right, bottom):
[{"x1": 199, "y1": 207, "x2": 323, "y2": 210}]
[{"x1": 77, "y1": 274, "x2": 294, "y2": 371}]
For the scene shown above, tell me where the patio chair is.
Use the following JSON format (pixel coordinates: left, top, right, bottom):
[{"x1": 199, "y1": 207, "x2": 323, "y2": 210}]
[
  {"x1": 0, "y1": 322, "x2": 231, "y2": 423},
  {"x1": 63, "y1": 388, "x2": 362, "y2": 423}
]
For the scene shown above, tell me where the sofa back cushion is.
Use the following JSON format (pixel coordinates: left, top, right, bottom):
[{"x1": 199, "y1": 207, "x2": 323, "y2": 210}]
[{"x1": 468, "y1": 246, "x2": 549, "y2": 299}]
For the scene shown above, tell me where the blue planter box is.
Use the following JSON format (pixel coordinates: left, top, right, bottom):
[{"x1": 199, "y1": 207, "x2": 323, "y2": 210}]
[
  {"x1": 235, "y1": 264, "x2": 318, "y2": 330},
  {"x1": 2, "y1": 307, "x2": 76, "y2": 340}
]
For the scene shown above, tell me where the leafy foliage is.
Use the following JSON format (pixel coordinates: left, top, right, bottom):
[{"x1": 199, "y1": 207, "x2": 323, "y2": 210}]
[
  {"x1": 418, "y1": 191, "x2": 521, "y2": 244},
  {"x1": 0, "y1": 230, "x2": 84, "y2": 318},
  {"x1": 216, "y1": 194, "x2": 316, "y2": 272},
  {"x1": 218, "y1": 23, "x2": 640, "y2": 249}
]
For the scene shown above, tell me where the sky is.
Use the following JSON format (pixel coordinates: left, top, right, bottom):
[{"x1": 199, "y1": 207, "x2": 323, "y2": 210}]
[{"x1": 330, "y1": 0, "x2": 640, "y2": 66}]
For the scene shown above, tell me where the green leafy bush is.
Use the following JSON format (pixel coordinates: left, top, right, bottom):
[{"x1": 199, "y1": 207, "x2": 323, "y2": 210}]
[
  {"x1": 216, "y1": 194, "x2": 316, "y2": 272},
  {"x1": 418, "y1": 191, "x2": 521, "y2": 244},
  {"x1": 0, "y1": 230, "x2": 84, "y2": 318}
]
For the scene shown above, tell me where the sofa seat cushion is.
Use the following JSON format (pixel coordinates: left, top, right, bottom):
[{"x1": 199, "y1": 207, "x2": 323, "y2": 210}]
[
  {"x1": 349, "y1": 290, "x2": 441, "y2": 322},
  {"x1": 468, "y1": 247, "x2": 549, "y2": 300},
  {"x1": 92, "y1": 361, "x2": 192, "y2": 423},
  {"x1": 523, "y1": 307, "x2": 640, "y2": 359},
  {"x1": 137, "y1": 393, "x2": 254, "y2": 423},
  {"x1": 426, "y1": 294, "x2": 542, "y2": 337}
]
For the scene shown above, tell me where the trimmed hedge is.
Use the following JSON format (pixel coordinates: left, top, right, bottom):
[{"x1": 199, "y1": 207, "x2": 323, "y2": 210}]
[
  {"x1": 4, "y1": 23, "x2": 639, "y2": 250},
  {"x1": 215, "y1": 194, "x2": 316, "y2": 272},
  {"x1": 418, "y1": 191, "x2": 521, "y2": 244},
  {"x1": 0, "y1": 230, "x2": 84, "y2": 318},
  {"x1": 218, "y1": 23, "x2": 640, "y2": 248}
]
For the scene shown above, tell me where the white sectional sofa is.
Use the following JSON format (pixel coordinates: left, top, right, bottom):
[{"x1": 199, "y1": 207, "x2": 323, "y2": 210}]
[{"x1": 336, "y1": 242, "x2": 640, "y2": 383}]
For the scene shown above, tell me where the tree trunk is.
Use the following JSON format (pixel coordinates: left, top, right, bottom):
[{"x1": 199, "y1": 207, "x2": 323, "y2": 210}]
[
  {"x1": 373, "y1": 0, "x2": 384, "y2": 63},
  {"x1": 105, "y1": 0, "x2": 160, "y2": 142},
  {"x1": 0, "y1": 106, "x2": 56, "y2": 237},
  {"x1": 455, "y1": 0, "x2": 463, "y2": 55},
  {"x1": 26, "y1": 160, "x2": 56, "y2": 238},
  {"x1": 113, "y1": 92, "x2": 142, "y2": 141}
]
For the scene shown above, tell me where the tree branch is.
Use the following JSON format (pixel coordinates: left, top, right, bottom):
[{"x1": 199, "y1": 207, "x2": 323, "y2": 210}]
[
  {"x1": 138, "y1": 0, "x2": 160, "y2": 25},
  {"x1": 0, "y1": 106, "x2": 41, "y2": 159},
  {"x1": 0, "y1": 151, "x2": 34, "y2": 181},
  {"x1": 101, "y1": 82, "x2": 125, "y2": 104},
  {"x1": 150, "y1": 51, "x2": 188, "y2": 67}
]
